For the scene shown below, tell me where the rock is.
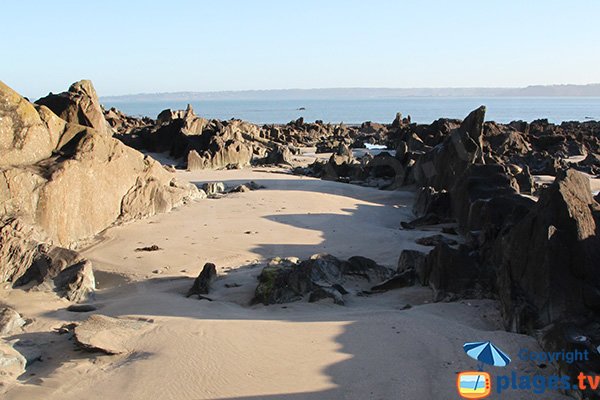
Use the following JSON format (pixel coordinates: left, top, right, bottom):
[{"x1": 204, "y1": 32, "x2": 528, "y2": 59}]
[
  {"x1": 261, "y1": 145, "x2": 293, "y2": 165},
  {"x1": 187, "y1": 263, "x2": 217, "y2": 297},
  {"x1": 415, "y1": 234, "x2": 458, "y2": 247},
  {"x1": 229, "y1": 181, "x2": 265, "y2": 193},
  {"x1": 0, "y1": 81, "x2": 61, "y2": 167},
  {"x1": 424, "y1": 243, "x2": 487, "y2": 301},
  {"x1": 495, "y1": 169, "x2": 600, "y2": 333},
  {"x1": 0, "y1": 339, "x2": 26, "y2": 385},
  {"x1": 371, "y1": 269, "x2": 416, "y2": 292},
  {"x1": 1, "y1": 81, "x2": 200, "y2": 248},
  {"x1": 0, "y1": 218, "x2": 96, "y2": 301},
  {"x1": 308, "y1": 286, "x2": 345, "y2": 305},
  {"x1": 413, "y1": 106, "x2": 486, "y2": 191},
  {"x1": 412, "y1": 187, "x2": 451, "y2": 218},
  {"x1": 36, "y1": 80, "x2": 112, "y2": 136},
  {"x1": 344, "y1": 256, "x2": 393, "y2": 282},
  {"x1": 73, "y1": 314, "x2": 152, "y2": 355},
  {"x1": 66, "y1": 304, "x2": 97, "y2": 313},
  {"x1": 252, "y1": 254, "x2": 391, "y2": 305},
  {"x1": 202, "y1": 182, "x2": 226, "y2": 196},
  {"x1": 365, "y1": 153, "x2": 406, "y2": 189},
  {"x1": 0, "y1": 308, "x2": 26, "y2": 336},
  {"x1": 396, "y1": 250, "x2": 427, "y2": 275},
  {"x1": 52, "y1": 260, "x2": 95, "y2": 302},
  {"x1": 187, "y1": 139, "x2": 252, "y2": 170}
]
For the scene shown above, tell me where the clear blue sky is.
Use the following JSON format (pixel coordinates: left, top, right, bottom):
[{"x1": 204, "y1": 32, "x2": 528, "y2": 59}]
[{"x1": 2, "y1": 0, "x2": 599, "y2": 98}]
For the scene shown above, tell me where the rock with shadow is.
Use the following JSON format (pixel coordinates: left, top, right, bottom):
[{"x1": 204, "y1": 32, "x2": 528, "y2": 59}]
[{"x1": 252, "y1": 254, "x2": 393, "y2": 306}]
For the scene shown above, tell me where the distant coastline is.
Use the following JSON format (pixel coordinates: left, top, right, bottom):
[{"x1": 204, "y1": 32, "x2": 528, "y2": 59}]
[{"x1": 101, "y1": 84, "x2": 600, "y2": 102}]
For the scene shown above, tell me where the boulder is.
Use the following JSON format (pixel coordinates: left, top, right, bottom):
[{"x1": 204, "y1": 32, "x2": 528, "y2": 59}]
[
  {"x1": 202, "y1": 182, "x2": 226, "y2": 196},
  {"x1": 252, "y1": 254, "x2": 392, "y2": 305},
  {"x1": 0, "y1": 308, "x2": 26, "y2": 336},
  {"x1": 36, "y1": 80, "x2": 112, "y2": 136},
  {"x1": 187, "y1": 263, "x2": 217, "y2": 297},
  {"x1": 73, "y1": 314, "x2": 153, "y2": 355}
]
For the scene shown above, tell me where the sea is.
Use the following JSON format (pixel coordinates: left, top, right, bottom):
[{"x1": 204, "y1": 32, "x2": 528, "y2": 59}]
[{"x1": 102, "y1": 97, "x2": 600, "y2": 125}]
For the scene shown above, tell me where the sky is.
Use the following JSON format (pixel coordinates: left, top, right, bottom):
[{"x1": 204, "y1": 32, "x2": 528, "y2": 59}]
[{"x1": 2, "y1": 0, "x2": 600, "y2": 98}]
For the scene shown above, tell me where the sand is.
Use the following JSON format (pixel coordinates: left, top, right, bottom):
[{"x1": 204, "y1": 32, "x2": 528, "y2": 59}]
[{"x1": 0, "y1": 162, "x2": 574, "y2": 399}]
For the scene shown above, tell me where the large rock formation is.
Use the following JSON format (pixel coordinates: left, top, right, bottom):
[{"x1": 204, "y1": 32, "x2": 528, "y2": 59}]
[
  {"x1": 494, "y1": 169, "x2": 600, "y2": 333},
  {"x1": 1, "y1": 80, "x2": 199, "y2": 248},
  {"x1": 413, "y1": 106, "x2": 486, "y2": 191},
  {"x1": 36, "y1": 80, "x2": 112, "y2": 136}
]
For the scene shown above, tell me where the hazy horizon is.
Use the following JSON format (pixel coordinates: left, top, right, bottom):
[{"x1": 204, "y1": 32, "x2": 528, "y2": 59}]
[{"x1": 3, "y1": 1, "x2": 600, "y2": 99}]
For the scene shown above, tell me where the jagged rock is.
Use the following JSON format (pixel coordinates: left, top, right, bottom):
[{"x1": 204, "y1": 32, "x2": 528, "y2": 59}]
[
  {"x1": 0, "y1": 218, "x2": 95, "y2": 301},
  {"x1": 1, "y1": 81, "x2": 199, "y2": 247},
  {"x1": 495, "y1": 169, "x2": 600, "y2": 333},
  {"x1": 261, "y1": 145, "x2": 293, "y2": 165},
  {"x1": 0, "y1": 308, "x2": 26, "y2": 336},
  {"x1": 52, "y1": 260, "x2": 95, "y2": 302},
  {"x1": 187, "y1": 263, "x2": 217, "y2": 297},
  {"x1": 413, "y1": 106, "x2": 486, "y2": 191},
  {"x1": 36, "y1": 80, "x2": 112, "y2": 136},
  {"x1": 397, "y1": 250, "x2": 427, "y2": 275},
  {"x1": 73, "y1": 315, "x2": 153, "y2": 355}
]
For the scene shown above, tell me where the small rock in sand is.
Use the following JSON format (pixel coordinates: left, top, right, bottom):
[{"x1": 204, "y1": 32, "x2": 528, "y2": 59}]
[
  {"x1": 187, "y1": 263, "x2": 218, "y2": 297},
  {"x1": 0, "y1": 308, "x2": 26, "y2": 336}
]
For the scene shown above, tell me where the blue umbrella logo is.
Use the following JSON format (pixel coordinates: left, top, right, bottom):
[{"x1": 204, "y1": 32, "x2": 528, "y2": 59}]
[{"x1": 463, "y1": 341, "x2": 511, "y2": 370}]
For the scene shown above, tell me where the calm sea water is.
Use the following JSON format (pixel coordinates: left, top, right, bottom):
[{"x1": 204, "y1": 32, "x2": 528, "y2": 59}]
[{"x1": 103, "y1": 97, "x2": 600, "y2": 125}]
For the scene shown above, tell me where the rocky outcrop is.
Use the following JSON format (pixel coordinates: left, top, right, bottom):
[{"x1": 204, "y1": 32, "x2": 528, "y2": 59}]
[
  {"x1": 0, "y1": 218, "x2": 95, "y2": 301},
  {"x1": 1, "y1": 80, "x2": 199, "y2": 248},
  {"x1": 413, "y1": 106, "x2": 486, "y2": 191},
  {"x1": 494, "y1": 170, "x2": 600, "y2": 333},
  {"x1": 36, "y1": 80, "x2": 112, "y2": 136}
]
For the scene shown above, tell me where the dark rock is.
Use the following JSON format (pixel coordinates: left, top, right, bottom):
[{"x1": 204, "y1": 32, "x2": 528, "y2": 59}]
[
  {"x1": 413, "y1": 106, "x2": 486, "y2": 191},
  {"x1": 252, "y1": 254, "x2": 392, "y2": 305},
  {"x1": 66, "y1": 304, "x2": 98, "y2": 313},
  {"x1": 187, "y1": 263, "x2": 218, "y2": 297},
  {"x1": 425, "y1": 243, "x2": 486, "y2": 301},
  {"x1": 495, "y1": 169, "x2": 599, "y2": 333},
  {"x1": 134, "y1": 244, "x2": 162, "y2": 252},
  {"x1": 412, "y1": 187, "x2": 451, "y2": 218},
  {"x1": 308, "y1": 286, "x2": 345, "y2": 305},
  {"x1": 371, "y1": 269, "x2": 416, "y2": 292},
  {"x1": 415, "y1": 234, "x2": 458, "y2": 247},
  {"x1": 396, "y1": 250, "x2": 427, "y2": 274}
]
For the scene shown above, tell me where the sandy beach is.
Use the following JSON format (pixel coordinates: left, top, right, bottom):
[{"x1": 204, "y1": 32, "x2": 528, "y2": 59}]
[{"x1": 0, "y1": 161, "x2": 572, "y2": 399}]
